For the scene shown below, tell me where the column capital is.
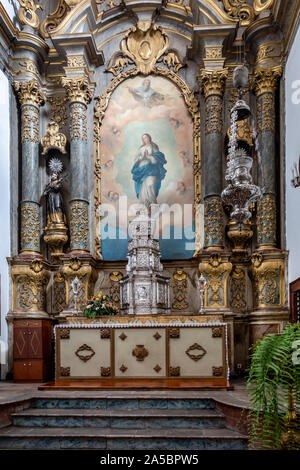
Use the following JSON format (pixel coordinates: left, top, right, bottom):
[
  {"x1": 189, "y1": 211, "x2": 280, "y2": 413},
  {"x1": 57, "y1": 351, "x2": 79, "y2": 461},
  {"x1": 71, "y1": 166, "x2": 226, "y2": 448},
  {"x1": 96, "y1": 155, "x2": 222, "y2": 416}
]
[
  {"x1": 13, "y1": 79, "x2": 45, "y2": 107},
  {"x1": 252, "y1": 65, "x2": 283, "y2": 95},
  {"x1": 61, "y1": 76, "x2": 93, "y2": 105},
  {"x1": 199, "y1": 69, "x2": 228, "y2": 97}
]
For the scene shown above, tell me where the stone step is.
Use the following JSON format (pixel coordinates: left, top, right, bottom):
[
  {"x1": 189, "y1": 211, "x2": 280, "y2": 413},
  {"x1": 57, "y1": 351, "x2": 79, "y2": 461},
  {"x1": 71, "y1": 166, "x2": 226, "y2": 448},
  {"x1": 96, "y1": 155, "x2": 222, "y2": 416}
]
[
  {"x1": 0, "y1": 426, "x2": 248, "y2": 450},
  {"x1": 11, "y1": 408, "x2": 225, "y2": 429},
  {"x1": 32, "y1": 397, "x2": 216, "y2": 410}
]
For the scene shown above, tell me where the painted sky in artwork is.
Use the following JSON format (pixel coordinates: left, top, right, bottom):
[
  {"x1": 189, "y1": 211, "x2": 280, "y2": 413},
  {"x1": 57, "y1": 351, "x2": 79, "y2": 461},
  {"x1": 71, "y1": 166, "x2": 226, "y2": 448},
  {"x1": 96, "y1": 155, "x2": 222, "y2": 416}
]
[{"x1": 100, "y1": 75, "x2": 195, "y2": 260}]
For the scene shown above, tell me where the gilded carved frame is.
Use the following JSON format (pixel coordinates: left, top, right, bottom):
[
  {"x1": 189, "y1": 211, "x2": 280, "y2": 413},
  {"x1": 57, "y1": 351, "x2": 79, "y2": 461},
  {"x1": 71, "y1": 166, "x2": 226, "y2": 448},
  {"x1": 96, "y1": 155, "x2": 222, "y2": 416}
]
[{"x1": 93, "y1": 66, "x2": 201, "y2": 259}]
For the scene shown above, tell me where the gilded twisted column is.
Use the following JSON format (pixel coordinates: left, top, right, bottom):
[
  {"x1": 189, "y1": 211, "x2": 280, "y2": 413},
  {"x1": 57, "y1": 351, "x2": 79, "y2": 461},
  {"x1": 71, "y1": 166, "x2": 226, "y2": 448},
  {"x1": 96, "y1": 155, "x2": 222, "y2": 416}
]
[
  {"x1": 13, "y1": 79, "x2": 45, "y2": 253},
  {"x1": 253, "y1": 66, "x2": 282, "y2": 249},
  {"x1": 62, "y1": 77, "x2": 93, "y2": 253},
  {"x1": 199, "y1": 69, "x2": 228, "y2": 250}
]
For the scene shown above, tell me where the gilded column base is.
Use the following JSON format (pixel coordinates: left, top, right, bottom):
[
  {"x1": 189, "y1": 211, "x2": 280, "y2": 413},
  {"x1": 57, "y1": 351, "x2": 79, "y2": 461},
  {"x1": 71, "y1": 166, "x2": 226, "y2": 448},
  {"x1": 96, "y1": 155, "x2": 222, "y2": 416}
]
[
  {"x1": 249, "y1": 251, "x2": 287, "y2": 309},
  {"x1": 44, "y1": 223, "x2": 68, "y2": 259},
  {"x1": 9, "y1": 257, "x2": 50, "y2": 318},
  {"x1": 198, "y1": 253, "x2": 232, "y2": 310},
  {"x1": 204, "y1": 245, "x2": 224, "y2": 252},
  {"x1": 249, "y1": 250, "x2": 289, "y2": 345},
  {"x1": 256, "y1": 244, "x2": 278, "y2": 251},
  {"x1": 60, "y1": 254, "x2": 98, "y2": 318},
  {"x1": 7, "y1": 311, "x2": 50, "y2": 321}
]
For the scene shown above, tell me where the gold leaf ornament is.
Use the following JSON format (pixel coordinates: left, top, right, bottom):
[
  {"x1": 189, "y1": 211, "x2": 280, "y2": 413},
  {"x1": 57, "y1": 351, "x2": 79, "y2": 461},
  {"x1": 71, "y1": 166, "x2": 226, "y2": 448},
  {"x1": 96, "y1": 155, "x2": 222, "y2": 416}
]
[
  {"x1": 120, "y1": 21, "x2": 169, "y2": 75},
  {"x1": 18, "y1": 0, "x2": 43, "y2": 29},
  {"x1": 253, "y1": 0, "x2": 274, "y2": 15},
  {"x1": 41, "y1": 122, "x2": 67, "y2": 155}
]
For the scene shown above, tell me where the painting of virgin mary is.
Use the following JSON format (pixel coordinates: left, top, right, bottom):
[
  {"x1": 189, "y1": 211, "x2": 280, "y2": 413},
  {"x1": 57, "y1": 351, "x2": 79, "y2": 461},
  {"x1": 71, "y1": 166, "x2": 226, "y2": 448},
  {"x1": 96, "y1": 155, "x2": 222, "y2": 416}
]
[
  {"x1": 131, "y1": 133, "x2": 167, "y2": 208},
  {"x1": 100, "y1": 75, "x2": 195, "y2": 260}
]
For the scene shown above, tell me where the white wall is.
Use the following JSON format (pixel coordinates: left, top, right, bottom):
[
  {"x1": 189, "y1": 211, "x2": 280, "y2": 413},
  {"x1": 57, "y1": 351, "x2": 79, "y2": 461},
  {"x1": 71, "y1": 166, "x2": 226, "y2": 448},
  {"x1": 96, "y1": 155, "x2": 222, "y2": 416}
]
[
  {"x1": 0, "y1": 0, "x2": 58, "y2": 22},
  {"x1": 0, "y1": 70, "x2": 10, "y2": 377},
  {"x1": 0, "y1": 0, "x2": 18, "y2": 22},
  {"x1": 286, "y1": 25, "x2": 300, "y2": 285}
]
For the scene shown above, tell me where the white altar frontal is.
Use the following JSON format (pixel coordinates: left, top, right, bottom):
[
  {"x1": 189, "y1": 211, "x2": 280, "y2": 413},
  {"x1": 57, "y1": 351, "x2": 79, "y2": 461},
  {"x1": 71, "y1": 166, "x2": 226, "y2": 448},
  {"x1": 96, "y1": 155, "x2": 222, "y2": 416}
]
[{"x1": 53, "y1": 315, "x2": 230, "y2": 389}]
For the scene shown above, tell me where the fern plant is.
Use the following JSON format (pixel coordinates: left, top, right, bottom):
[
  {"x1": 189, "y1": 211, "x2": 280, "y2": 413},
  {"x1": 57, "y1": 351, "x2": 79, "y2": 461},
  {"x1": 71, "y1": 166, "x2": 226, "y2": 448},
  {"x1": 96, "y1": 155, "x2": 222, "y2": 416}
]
[{"x1": 247, "y1": 323, "x2": 300, "y2": 450}]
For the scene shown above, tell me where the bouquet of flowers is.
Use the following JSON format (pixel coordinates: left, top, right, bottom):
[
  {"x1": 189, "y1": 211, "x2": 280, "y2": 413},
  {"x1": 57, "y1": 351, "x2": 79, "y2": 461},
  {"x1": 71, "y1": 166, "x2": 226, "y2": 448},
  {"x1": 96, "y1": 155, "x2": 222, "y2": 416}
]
[{"x1": 83, "y1": 291, "x2": 119, "y2": 318}]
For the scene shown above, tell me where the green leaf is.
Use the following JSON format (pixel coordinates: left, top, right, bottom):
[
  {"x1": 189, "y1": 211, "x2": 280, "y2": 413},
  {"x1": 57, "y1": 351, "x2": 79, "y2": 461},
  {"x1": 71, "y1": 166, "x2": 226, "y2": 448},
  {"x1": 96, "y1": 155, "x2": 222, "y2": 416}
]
[{"x1": 247, "y1": 323, "x2": 300, "y2": 450}]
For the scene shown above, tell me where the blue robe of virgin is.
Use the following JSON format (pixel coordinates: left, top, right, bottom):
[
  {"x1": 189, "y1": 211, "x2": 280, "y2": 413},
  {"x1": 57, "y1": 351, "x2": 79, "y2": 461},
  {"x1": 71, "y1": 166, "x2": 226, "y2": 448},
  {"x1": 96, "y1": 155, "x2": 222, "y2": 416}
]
[{"x1": 131, "y1": 151, "x2": 167, "y2": 199}]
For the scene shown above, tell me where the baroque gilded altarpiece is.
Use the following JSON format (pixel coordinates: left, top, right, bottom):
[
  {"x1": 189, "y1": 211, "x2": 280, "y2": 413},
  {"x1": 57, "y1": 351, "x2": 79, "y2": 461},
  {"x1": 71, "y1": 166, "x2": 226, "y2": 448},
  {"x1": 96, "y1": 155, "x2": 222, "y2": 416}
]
[{"x1": 1, "y1": 0, "x2": 298, "y2": 378}]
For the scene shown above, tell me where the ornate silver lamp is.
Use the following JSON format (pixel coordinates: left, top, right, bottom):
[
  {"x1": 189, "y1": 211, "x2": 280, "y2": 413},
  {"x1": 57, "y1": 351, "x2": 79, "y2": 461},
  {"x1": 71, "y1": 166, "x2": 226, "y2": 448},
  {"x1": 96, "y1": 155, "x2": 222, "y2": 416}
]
[
  {"x1": 71, "y1": 276, "x2": 80, "y2": 315},
  {"x1": 197, "y1": 273, "x2": 207, "y2": 315},
  {"x1": 222, "y1": 65, "x2": 262, "y2": 225}
]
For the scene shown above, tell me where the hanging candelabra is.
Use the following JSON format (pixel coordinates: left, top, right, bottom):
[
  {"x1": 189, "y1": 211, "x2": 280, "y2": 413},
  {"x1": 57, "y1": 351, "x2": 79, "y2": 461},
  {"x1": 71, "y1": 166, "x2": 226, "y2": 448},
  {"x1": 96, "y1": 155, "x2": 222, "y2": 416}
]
[{"x1": 222, "y1": 65, "x2": 262, "y2": 227}]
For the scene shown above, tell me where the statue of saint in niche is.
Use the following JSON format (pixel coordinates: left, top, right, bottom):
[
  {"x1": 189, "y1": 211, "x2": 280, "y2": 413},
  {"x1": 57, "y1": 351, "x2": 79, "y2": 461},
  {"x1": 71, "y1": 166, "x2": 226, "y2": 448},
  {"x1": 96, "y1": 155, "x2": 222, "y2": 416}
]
[
  {"x1": 43, "y1": 158, "x2": 67, "y2": 227},
  {"x1": 131, "y1": 133, "x2": 167, "y2": 209}
]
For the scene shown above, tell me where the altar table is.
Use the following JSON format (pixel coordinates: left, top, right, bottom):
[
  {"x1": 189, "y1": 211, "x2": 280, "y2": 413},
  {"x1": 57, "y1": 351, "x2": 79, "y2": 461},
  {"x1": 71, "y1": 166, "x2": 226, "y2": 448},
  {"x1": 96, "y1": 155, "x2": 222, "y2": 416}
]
[{"x1": 54, "y1": 315, "x2": 229, "y2": 388}]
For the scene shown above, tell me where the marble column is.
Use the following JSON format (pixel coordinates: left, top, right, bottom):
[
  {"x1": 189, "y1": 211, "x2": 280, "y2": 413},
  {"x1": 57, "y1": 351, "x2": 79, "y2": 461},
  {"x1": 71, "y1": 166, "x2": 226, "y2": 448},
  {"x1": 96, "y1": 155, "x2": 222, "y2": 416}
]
[
  {"x1": 13, "y1": 79, "x2": 45, "y2": 254},
  {"x1": 62, "y1": 76, "x2": 93, "y2": 253},
  {"x1": 249, "y1": 66, "x2": 288, "y2": 345},
  {"x1": 253, "y1": 66, "x2": 282, "y2": 249},
  {"x1": 200, "y1": 69, "x2": 228, "y2": 250}
]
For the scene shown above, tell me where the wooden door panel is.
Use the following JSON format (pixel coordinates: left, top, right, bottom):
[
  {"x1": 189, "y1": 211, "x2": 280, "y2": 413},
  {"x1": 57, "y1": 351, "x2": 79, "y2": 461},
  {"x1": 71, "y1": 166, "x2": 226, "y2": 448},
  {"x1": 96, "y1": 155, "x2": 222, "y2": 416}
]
[
  {"x1": 14, "y1": 328, "x2": 28, "y2": 359},
  {"x1": 14, "y1": 360, "x2": 29, "y2": 381},
  {"x1": 26, "y1": 360, "x2": 44, "y2": 381},
  {"x1": 27, "y1": 327, "x2": 43, "y2": 358},
  {"x1": 13, "y1": 320, "x2": 53, "y2": 381}
]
